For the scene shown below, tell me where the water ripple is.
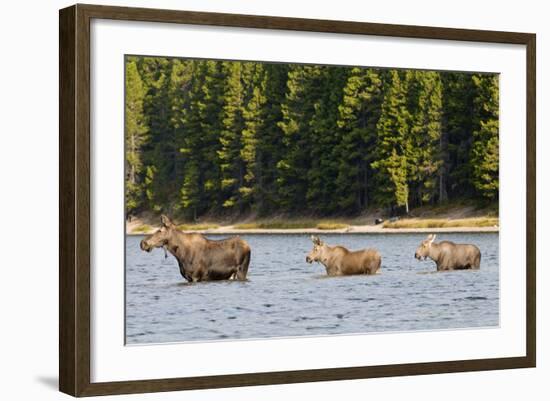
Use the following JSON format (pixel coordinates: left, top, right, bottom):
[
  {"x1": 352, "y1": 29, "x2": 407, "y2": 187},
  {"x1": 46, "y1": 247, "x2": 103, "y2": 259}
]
[{"x1": 125, "y1": 233, "x2": 499, "y2": 344}]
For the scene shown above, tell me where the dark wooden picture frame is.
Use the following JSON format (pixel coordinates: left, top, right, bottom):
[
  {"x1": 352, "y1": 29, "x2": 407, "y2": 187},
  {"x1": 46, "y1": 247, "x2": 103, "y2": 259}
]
[{"x1": 59, "y1": 3, "x2": 536, "y2": 397}]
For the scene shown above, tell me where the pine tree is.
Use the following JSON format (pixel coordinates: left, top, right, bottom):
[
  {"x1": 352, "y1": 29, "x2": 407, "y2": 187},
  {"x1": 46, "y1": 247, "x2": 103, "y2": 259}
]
[
  {"x1": 168, "y1": 58, "x2": 193, "y2": 201},
  {"x1": 125, "y1": 56, "x2": 499, "y2": 219},
  {"x1": 407, "y1": 71, "x2": 444, "y2": 205},
  {"x1": 255, "y1": 64, "x2": 289, "y2": 215},
  {"x1": 471, "y1": 74, "x2": 499, "y2": 200},
  {"x1": 218, "y1": 62, "x2": 247, "y2": 211},
  {"x1": 197, "y1": 60, "x2": 226, "y2": 211},
  {"x1": 441, "y1": 72, "x2": 476, "y2": 198},
  {"x1": 335, "y1": 67, "x2": 384, "y2": 212},
  {"x1": 371, "y1": 70, "x2": 411, "y2": 213},
  {"x1": 306, "y1": 66, "x2": 349, "y2": 214},
  {"x1": 177, "y1": 60, "x2": 226, "y2": 218},
  {"x1": 241, "y1": 64, "x2": 267, "y2": 212},
  {"x1": 277, "y1": 65, "x2": 322, "y2": 211},
  {"x1": 179, "y1": 60, "x2": 207, "y2": 219},
  {"x1": 137, "y1": 57, "x2": 173, "y2": 212},
  {"x1": 125, "y1": 58, "x2": 149, "y2": 214},
  {"x1": 387, "y1": 148, "x2": 409, "y2": 212}
]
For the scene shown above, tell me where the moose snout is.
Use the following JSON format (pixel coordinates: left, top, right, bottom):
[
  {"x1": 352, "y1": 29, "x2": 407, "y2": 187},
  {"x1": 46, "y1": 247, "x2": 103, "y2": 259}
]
[{"x1": 140, "y1": 240, "x2": 151, "y2": 252}]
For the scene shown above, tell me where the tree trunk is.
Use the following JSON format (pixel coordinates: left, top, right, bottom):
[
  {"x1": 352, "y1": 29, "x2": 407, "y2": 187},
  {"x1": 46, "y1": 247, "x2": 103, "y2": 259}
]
[
  {"x1": 439, "y1": 130, "x2": 449, "y2": 203},
  {"x1": 439, "y1": 171, "x2": 448, "y2": 202},
  {"x1": 129, "y1": 134, "x2": 136, "y2": 184},
  {"x1": 363, "y1": 161, "x2": 368, "y2": 210}
]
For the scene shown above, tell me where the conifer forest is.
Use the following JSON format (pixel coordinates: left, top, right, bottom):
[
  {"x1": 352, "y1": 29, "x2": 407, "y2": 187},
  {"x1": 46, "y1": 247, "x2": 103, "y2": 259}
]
[{"x1": 125, "y1": 56, "x2": 499, "y2": 220}]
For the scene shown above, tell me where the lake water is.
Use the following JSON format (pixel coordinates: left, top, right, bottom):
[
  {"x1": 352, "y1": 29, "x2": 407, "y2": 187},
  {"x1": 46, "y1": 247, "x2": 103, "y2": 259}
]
[{"x1": 125, "y1": 233, "x2": 499, "y2": 344}]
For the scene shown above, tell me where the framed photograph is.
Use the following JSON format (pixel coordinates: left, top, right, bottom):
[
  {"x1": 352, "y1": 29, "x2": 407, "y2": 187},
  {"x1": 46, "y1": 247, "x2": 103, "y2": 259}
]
[{"x1": 59, "y1": 4, "x2": 536, "y2": 397}]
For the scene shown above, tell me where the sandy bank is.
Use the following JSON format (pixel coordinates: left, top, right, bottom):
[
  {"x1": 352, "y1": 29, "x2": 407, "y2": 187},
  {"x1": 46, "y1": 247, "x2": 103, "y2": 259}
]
[{"x1": 127, "y1": 224, "x2": 499, "y2": 236}]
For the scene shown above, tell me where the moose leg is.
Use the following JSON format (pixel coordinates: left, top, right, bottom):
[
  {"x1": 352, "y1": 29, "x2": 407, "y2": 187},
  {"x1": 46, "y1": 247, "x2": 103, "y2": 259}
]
[
  {"x1": 473, "y1": 253, "x2": 481, "y2": 269},
  {"x1": 177, "y1": 262, "x2": 193, "y2": 282},
  {"x1": 190, "y1": 263, "x2": 207, "y2": 282},
  {"x1": 236, "y1": 250, "x2": 251, "y2": 281}
]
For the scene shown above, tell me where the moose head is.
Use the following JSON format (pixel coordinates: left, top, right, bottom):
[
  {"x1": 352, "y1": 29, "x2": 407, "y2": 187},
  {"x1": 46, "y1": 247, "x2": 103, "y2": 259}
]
[{"x1": 140, "y1": 215, "x2": 176, "y2": 252}]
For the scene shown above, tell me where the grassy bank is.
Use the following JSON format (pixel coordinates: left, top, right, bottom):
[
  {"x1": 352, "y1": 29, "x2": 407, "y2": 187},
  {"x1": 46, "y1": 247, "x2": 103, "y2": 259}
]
[
  {"x1": 132, "y1": 224, "x2": 153, "y2": 233},
  {"x1": 382, "y1": 217, "x2": 499, "y2": 229},
  {"x1": 233, "y1": 220, "x2": 349, "y2": 230},
  {"x1": 126, "y1": 202, "x2": 498, "y2": 234},
  {"x1": 177, "y1": 223, "x2": 220, "y2": 231}
]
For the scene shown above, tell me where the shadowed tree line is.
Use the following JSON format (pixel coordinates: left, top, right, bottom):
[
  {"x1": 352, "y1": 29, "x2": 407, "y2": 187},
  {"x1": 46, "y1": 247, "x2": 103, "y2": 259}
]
[{"x1": 125, "y1": 56, "x2": 499, "y2": 220}]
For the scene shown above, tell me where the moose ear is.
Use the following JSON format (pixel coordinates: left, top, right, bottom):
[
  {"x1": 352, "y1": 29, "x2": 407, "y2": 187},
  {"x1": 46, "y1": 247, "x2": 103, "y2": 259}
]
[
  {"x1": 428, "y1": 234, "x2": 436, "y2": 243},
  {"x1": 311, "y1": 235, "x2": 320, "y2": 245},
  {"x1": 160, "y1": 215, "x2": 173, "y2": 227}
]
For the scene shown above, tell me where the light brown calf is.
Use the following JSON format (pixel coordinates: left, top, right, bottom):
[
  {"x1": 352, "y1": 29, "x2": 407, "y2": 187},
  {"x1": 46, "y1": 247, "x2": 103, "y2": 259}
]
[
  {"x1": 415, "y1": 234, "x2": 481, "y2": 271},
  {"x1": 306, "y1": 235, "x2": 381, "y2": 276}
]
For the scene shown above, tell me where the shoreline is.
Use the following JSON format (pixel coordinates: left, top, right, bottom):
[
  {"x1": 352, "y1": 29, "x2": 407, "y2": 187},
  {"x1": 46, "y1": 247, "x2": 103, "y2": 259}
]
[{"x1": 127, "y1": 225, "x2": 499, "y2": 236}]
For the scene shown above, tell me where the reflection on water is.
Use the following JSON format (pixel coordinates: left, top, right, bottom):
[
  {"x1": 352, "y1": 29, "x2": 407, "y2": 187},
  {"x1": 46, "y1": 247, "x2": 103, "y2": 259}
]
[{"x1": 125, "y1": 233, "x2": 499, "y2": 344}]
